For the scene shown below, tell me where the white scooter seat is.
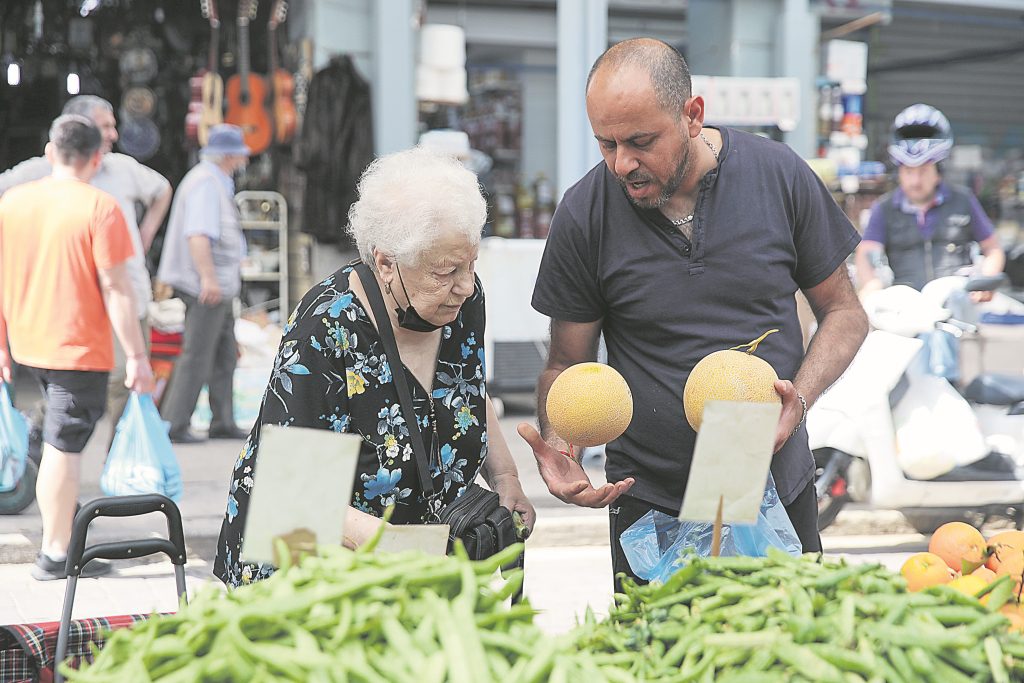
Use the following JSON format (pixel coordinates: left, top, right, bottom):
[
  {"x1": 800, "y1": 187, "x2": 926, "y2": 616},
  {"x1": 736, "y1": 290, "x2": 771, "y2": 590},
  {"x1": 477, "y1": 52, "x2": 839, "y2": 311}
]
[
  {"x1": 964, "y1": 374, "x2": 1024, "y2": 406},
  {"x1": 907, "y1": 451, "x2": 1020, "y2": 483}
]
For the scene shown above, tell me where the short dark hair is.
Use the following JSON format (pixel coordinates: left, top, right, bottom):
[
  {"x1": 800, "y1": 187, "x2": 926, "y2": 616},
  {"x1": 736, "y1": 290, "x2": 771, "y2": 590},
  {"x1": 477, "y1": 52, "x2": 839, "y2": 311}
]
[
  {"x1": 587, "y1": 38, "x2": 692, "y2": 115},
  {"x1": 48, "y1": 114, "x2": 102, "y2": 165}
]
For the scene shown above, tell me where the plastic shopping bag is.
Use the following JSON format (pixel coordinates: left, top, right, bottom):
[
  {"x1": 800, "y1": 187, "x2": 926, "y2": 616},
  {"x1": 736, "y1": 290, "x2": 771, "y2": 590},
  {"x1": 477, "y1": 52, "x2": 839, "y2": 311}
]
[
  {"x1": 101, "y1": 393, "x2": 183, "y2": 502},
  {"x1": 619, "y1": 471, "x2": 802, "y2": 584},
  {"x1": 0, "y1": 382, "x2": 29, "y2": 493}
]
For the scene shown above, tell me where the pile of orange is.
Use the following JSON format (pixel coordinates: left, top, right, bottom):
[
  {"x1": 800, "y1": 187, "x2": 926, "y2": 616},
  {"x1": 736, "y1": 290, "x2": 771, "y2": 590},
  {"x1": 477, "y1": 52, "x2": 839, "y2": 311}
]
[{"x1": 900, "y1": 522, "x2": 1024, "y2": 631}]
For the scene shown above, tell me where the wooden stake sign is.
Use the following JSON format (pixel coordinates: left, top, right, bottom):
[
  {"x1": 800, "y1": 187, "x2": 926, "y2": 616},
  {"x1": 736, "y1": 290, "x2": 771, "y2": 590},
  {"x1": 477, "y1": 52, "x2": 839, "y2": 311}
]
[{"x1": 711, "y1": 495, "x2": 724, "y2": 557}]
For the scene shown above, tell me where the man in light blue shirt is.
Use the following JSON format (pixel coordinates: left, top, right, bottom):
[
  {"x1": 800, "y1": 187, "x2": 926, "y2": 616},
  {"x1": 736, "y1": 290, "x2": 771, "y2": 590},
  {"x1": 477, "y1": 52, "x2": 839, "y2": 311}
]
[{"x1": 157, "y1": 125, "x2": 249, "y2": 443}]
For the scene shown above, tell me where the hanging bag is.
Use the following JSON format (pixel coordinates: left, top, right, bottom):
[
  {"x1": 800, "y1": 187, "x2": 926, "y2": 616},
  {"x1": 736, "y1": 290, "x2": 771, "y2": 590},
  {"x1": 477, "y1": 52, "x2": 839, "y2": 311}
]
[
  {"x1": 101, "y1": 393, "x2": 183, "y2": 502},
  {"x1": 355, "y1": 263, "x2": 518, "y2": 561}
]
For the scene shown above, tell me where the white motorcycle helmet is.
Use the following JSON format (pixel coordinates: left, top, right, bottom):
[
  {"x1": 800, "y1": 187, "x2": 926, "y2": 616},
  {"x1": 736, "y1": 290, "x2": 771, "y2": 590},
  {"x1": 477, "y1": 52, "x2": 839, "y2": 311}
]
[{"x1": 887, "y1": 103, "x2": 953, "y2": 168}]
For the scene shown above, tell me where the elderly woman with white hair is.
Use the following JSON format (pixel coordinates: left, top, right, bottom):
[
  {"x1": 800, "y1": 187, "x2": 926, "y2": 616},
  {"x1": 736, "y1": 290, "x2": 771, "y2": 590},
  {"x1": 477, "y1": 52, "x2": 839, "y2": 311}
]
[{"x1": 214, "y1": 147, "x2": 535, "y2": 586}]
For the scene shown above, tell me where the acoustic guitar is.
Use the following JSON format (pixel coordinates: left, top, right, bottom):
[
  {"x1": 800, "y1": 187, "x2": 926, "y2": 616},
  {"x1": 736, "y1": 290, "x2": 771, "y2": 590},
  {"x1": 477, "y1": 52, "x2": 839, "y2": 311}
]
[
  {"x1": 268, "y1": 0, "x2": 297, "y2": 144},
  {"x1": 196, "y1": 0, "x2": 224, "y2": 147},
  {"x1": 225, "y1": 0, "x2": 272, "y2": 154}
]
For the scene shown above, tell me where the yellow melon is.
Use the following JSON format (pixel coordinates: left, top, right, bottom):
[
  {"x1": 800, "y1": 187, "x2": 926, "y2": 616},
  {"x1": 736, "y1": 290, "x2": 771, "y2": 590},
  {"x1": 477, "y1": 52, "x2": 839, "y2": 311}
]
[
  {"x1": 546, "y1": 363, "x2": 633, "y2": 447},
  {"x1": 683, "y1": 330, "x2": 782, "y2": 431}
]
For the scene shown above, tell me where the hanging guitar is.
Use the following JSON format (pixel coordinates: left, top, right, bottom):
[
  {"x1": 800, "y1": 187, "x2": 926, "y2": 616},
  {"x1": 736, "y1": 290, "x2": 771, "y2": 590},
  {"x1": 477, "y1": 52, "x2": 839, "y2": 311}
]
[
  {"x1": 225, "y1": 0, "x2": 272, "y2": 154},
  {"x1": 268, "y1": 0, "x2": 297, "y2": 144},
  {"x1": 188, "y1": 0, "x2": 224, "y2": 147}
]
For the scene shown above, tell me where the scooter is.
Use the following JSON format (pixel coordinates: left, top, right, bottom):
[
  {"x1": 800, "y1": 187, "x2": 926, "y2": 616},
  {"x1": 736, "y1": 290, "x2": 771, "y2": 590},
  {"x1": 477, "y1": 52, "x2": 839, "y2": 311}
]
[{"x1": 809, "y1": 275, "x2": 1024, "y2": 534}]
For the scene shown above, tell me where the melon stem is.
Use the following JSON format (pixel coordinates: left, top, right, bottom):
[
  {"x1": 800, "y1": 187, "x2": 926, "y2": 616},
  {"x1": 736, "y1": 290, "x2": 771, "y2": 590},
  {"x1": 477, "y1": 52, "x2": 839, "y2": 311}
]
[{"x1": 730, "y1": 329, "x2": 779, "y2": 355}]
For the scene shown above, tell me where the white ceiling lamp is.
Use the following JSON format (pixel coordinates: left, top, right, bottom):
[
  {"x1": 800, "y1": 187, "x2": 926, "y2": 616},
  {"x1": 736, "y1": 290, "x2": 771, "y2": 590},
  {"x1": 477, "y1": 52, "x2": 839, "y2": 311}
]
[{"x1": 417, "y1": 23, "x2": 468, "y2": 105}]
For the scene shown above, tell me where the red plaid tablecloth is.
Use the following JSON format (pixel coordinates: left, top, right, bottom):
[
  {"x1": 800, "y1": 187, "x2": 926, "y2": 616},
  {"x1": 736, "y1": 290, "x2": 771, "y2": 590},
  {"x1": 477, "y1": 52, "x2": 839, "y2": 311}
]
[{"x1": 0, "y1": 614, "x2": 151, "y2": 683}]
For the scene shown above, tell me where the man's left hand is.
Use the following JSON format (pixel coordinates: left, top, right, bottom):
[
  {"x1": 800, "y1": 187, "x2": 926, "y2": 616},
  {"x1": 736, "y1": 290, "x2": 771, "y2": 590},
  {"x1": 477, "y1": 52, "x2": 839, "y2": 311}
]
[
  {"x1": 772, "y1": 379, "x2": 804, "y2": 453},
  {"x1": 490, "y1": 474, "x2": 536, "y2": 534},
  {"x1": 970, "y1": 290, "x2": 994, "y2": 303}
]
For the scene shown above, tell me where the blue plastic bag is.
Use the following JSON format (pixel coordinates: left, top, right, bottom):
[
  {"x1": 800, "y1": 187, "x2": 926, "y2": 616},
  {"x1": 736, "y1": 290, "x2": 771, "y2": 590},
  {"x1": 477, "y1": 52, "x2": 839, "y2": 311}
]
[
  {"x1": 100, "y1": 393, "x2": 182, "y2": 502},
  {"x1": 919, "y1": 329, "x2": 960, "y2": 383},
  {"x1": 0, "y1": 382, "x2": 29, "y2": 493},
  {"x1": 620, "y1": 471, "x2": 802, "y2": 584}
]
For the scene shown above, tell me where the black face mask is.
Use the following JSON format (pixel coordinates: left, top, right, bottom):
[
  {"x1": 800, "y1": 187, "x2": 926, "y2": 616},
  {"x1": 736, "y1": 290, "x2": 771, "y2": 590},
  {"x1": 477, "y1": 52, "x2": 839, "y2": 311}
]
[{"x1": 390, "y1": 264, "x2": 445, "y2": 333}]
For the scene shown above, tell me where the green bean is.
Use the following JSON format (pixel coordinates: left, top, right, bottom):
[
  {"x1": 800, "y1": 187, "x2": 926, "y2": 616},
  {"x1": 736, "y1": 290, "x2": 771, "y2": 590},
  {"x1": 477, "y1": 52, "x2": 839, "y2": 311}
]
[
  {"x1": 985, "y1": 636, "x2": 1011, "y2": 683},
  {"x1": 838, "y1": 594, "x2": 856, "y2": 647},
  {"x1": 810, "y1": 643, "x2": 875, "y2": 677},
  {"x1": 928, "y1": 655, "x2": 978, "y2": 683},
  {"x1": 774, "y1": 642, "x2": 845, "y2": 683}
]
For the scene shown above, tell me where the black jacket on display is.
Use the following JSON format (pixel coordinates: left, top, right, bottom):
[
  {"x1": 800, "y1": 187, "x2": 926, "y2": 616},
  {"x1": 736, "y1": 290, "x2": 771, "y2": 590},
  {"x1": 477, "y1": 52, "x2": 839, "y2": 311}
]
[{"x1": 296, "y1": 55, "x2": 374, "y2": 246}]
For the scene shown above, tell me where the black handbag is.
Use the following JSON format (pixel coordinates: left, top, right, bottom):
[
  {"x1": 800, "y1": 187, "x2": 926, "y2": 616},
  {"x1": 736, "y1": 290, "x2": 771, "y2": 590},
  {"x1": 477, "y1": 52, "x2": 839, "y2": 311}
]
[
  {"x1": 355, "y1": 264, "x2": 520, "y2": 561},
  {"x1": 437, "y1": 481, "x2": 519, "y2": 560}
]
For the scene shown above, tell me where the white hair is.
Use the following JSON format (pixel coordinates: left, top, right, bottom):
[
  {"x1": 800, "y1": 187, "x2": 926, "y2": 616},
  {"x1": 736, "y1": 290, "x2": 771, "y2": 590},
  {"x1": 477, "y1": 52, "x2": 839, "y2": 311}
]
[{"x1": 348, "y1": 146, "x2": 487, "y2": 267}]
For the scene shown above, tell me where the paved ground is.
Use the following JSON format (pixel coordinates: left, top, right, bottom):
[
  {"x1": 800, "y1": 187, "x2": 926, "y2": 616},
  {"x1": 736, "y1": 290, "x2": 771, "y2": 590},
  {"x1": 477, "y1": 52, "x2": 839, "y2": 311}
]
[{"x1": 0, "y1": 392, "x2": 938, "y2": 634}]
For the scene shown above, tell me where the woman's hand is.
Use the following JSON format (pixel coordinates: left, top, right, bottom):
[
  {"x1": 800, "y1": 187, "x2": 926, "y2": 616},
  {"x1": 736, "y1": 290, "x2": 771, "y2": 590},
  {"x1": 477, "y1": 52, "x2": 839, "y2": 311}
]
[
  {"x1": 517, "y1": 423, "x2": 634, "y2": 508},
  {"x1": 342, "y1": 507, "x2": 387, "y2": 550},
  {"x1": 490, "y1": 473, "x2": 536, "y2": 534}
]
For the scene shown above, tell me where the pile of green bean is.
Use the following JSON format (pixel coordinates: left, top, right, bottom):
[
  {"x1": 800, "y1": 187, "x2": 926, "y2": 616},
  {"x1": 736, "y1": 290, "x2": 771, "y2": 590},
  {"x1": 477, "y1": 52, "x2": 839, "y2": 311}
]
[
  {"x1": 61, "y1": 541, "x2": 542, "y2": 683},
  {"x1": 573, "y1": 548, "x2": 1024, "y2": 683},
  {"x1": 60, "y1": 540, "x2": 1024, "y2": 682}
]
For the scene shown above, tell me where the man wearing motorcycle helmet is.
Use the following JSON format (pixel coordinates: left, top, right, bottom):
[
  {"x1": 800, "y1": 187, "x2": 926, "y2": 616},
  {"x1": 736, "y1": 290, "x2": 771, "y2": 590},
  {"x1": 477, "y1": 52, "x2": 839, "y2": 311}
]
[{"x1": 855, "y1": 104, "x2": 1005, "y2": 301}]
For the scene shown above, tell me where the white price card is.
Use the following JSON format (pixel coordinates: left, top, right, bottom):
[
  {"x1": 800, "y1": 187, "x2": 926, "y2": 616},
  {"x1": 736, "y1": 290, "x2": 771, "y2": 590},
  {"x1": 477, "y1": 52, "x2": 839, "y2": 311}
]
[
  {"x1": 242, "y1": 425, "x2": 361, "y2": 565},
  {"x1": 374, "y1": 524, "x2": 450, "y2": 557},
  {"x1": 679, "y1": 401, "x2": 781, "y2": 525}
]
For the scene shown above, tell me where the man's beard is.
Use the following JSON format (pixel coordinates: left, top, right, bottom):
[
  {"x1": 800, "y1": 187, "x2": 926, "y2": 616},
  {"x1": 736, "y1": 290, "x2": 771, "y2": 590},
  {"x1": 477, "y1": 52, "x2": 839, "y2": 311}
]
[{"x1": 617, "y1": 141, "x2": 691, "y2": 209}]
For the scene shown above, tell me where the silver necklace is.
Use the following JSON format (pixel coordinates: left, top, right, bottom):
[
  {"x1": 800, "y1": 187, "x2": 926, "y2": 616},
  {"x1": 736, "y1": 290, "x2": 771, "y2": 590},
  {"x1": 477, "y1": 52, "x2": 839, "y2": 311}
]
[
  {"x1": 668, "y1": 131, "x2": 719, "y2": 227},
  {"x1": 700, "y1": 130, "x2": 719, "y2": 161}
]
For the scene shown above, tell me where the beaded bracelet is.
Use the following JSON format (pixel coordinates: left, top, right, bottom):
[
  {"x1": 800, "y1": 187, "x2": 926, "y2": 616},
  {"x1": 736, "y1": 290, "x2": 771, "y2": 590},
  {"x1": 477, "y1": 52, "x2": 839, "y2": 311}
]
[{"x1": 790, "y1": 393, "x2": 808, "y2": 437}]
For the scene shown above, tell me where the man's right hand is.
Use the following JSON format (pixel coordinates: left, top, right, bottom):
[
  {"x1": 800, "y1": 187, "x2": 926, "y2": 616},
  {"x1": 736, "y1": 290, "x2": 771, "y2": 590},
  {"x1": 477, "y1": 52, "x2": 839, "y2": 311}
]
[
  {"x1": 199, "y1": 277, "x2": 222, "y2": 306},
  {"x1": 517, "y1": 423, "x2": 634, "y2": 508},
  {"x1": 126, "y1": 356, "x2": 156, "y2": 395}
]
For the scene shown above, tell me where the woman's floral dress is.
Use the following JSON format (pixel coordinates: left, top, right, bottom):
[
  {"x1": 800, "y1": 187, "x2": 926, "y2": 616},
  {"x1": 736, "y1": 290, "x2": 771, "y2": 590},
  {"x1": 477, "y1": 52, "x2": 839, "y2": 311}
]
[{"x1": 214, "y1": 262, "x2": 488, "y2": 586}]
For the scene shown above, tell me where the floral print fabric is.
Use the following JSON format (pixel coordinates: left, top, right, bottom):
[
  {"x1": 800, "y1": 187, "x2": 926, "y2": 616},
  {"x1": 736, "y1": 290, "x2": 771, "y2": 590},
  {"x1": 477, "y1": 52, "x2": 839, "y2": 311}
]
[{"x1": 214, "y1": 262, "x2": 488, "y2": 586}]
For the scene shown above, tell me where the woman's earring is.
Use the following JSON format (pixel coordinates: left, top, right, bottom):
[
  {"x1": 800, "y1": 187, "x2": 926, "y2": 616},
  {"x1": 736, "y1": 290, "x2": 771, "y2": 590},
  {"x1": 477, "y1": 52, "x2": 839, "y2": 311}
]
[{"x1": 384, "y1": 281, "x2": 392, "y2": 294}]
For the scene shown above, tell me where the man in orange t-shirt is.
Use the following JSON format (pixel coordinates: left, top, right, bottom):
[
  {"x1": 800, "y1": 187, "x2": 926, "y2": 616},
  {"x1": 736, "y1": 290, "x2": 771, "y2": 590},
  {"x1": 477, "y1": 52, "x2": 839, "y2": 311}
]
[{"x1": 0, "y1": 115, "x2": 155, "y2": 580}]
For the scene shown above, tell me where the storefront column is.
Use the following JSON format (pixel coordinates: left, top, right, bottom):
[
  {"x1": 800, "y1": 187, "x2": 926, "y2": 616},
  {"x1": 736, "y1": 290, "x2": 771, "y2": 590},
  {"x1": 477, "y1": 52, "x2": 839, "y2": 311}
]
[
  {"x1": 373, "y1": 0, "x2": 417, "y2": 155},
  {"x1": 777, "y1": 0, "x2": 818, "y2": 157},
  {"x1": 556, "y1": 0, "x2": 607, "y2": 197},
  {"x1": 688, "y1": 0, "x2": 819, "y2": 157}
]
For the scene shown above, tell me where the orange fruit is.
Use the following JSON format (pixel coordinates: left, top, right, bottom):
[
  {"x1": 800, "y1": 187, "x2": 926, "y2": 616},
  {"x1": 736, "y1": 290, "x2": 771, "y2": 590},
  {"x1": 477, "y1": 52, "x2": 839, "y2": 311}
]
[
  {"x1": 996, "y1": 552, "x2": 1024, "y2": 594},
  {"x1": 1000, "y1": 604, "x2": 1024, "y2": 632},
  {"x1": 948, "y1": 575, "x2": 988, "y2": 600},
  {"x1": 901, "y1": 552, "x2": 957, "y2": 592},
  {"x1": 972, "y1": 566, "x2": 997, "y2": 583},
  {"x1": 987, "y1": 531, "x2": 1024, "y2": 572},
  {"x1": 929, "y1": 522, "x2": 987, "y2": 572}
]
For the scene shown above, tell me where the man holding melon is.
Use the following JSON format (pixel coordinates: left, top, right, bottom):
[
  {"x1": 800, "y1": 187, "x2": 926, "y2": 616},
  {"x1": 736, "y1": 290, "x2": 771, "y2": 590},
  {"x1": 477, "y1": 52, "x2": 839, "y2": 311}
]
[{"x1": 519, "y1": 38, "x2": 868, "y2": 585}]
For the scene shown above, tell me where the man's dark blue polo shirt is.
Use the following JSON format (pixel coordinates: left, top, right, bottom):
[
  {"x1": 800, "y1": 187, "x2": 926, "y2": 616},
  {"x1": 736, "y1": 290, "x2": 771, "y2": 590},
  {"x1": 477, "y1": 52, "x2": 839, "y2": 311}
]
[{"x1": 532, "y1": 127, "x2": 860, "y2": 508}]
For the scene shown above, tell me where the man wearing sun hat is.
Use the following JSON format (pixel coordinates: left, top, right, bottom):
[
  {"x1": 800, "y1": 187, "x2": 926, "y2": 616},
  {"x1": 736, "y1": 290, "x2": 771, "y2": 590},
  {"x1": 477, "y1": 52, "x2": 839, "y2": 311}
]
[{"x1": 157, "y1": 124, "x2": 250, "y2": 443}]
